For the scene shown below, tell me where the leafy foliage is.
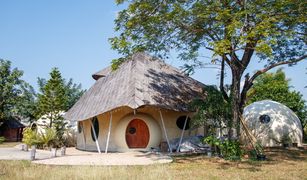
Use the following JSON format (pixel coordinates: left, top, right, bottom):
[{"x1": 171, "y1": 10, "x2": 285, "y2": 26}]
[
  {"x1": 22, "y1": 127, "x2": 39, "y2": 146},
  {"x1": 247, "y1": 69, "x2": 307, "y2": 129},
  {"x1": 110, "y1": 0, "x2": 306, "y2": 137},
  {"x1": 0, "y1": 136, "x2": 5, "y2": 144},
  {"x1": 37, "y1": 77, "x2": 85, "y2": 111},
  {"x1": 36, "y1": 68, "x2": 70, "y2": 147},
  {"x1": 64, "y1": 78, "x2": 86, "y2": 110},
  {"x1": 37, "y1": 128, "x2": 57, "y2": 149},
  {"x1": 37, "y1": 68, "x2": 68, "y2": 127},
  {"x1": 36, "y1": 68, "x2": 84, "y2": 146},
  {"x1": 0, "y1": 59, "x2": 37, "y2": 122},
  {"x1": 204, "y1": 135, "x2": 242, "y2": 160},
  {"x1": 190, "y1": 86, "x2": 231, "y2": 134}
]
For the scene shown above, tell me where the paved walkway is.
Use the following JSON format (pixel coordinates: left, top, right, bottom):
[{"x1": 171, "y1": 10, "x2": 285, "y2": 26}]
[{"x1": 0, "y1": 145, "x2": 172, "y2": 166}]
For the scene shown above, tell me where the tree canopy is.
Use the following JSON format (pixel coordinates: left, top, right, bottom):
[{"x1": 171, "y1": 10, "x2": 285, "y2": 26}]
[
  {"x1": 37, "y1": 68, "x2": 68, "y2": 128},
  {"x1": 247, "y1": 69, "x2": 307, "y2": 128},
  {"x1": 110, "y1": 0, "x2": 306, "y2": 137},
  {"x1": 0, "y1": 59, "x2": 37, "y2": 123},
  {"x1": 190, "y1": 86, "x2": 232, "y2": 136},
  {"x1": 37, "y1": 68, "x2": 85, "y2": 127}
]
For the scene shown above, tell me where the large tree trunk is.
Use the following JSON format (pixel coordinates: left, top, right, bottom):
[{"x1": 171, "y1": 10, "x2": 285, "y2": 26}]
[{"x1": 229, "y1": 65, "x2": 243, "y2": 139}]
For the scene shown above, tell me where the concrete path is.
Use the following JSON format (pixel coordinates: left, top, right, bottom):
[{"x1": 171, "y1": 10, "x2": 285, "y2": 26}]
[
  {"x1": 0, "y1": 147, "x2": 52, "y2": 160},
  {"x1": 0, "y1": 145, "x2": 173, "y2": 166}
]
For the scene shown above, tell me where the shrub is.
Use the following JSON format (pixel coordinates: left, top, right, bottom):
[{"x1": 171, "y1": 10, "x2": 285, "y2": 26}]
[
  {"x1": 37, "y1": 128, "x2": 57, "y2": 149},
  {"x1": 0, "y1": 136, "x2": 5, "y2": 144},
  {"x1": 63, "y1": 130, "x2": 77, "y2": 147},
  {"x1": 219, "y1": 140, "x2": 242, "y2": 160},
  {"x1": 22, "y1": 127, "x2": 40, "y2": 146},
  {"x1": 204, "y1": 135, "x2": 242, "y2": 160}
]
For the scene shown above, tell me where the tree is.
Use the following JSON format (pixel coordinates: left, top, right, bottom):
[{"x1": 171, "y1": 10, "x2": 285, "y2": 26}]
[
  {"x1": 37, "y1": 77, "x2": 85, "y2": 111},
  {"x1": 247, "y1": 69, "x2": 307, "y2": 131},
  {"x1": 37, "y1": 68, "x2": 68, "y2": 128},
  {"x1": 190, "y1": 86, "x2": 231, "y2": 136},
  {"x1": 110, "y1": 0, "x2": 306, "y2": 137},
  {"x1": 64, "y1": 78, "x2": 86, "y2": 110},
  {"x1": 0, "y1": 59, "x2": 37, "y2": 124}
]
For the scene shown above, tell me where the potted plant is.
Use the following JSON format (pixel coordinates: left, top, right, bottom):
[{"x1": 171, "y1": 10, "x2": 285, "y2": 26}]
[
  {"x1": 50, "y1": 139, "x2": 59, "y2": 158},
  {"x1": 37, "y1": 128, "x2": 57, "y2": 150},
  {"x1": 22, "y1": 128, "x2": 40, "y2": 160},
  {"x1": 204, "y1": 135, "x2": 220, "y2": 156},
  {"x1": 255, "y1": 142, "x2": 266, "y2": 161}
]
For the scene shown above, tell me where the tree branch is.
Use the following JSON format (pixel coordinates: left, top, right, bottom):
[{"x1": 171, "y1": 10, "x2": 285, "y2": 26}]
[
  {"x1": 240, "y1": 55, "x2": 307, "y2": 107},
  {"x1": 249, "y1": 55, "x2": 307, "y2": 84}
]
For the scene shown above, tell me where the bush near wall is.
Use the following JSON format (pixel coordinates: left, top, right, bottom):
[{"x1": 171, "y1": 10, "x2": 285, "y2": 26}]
[{"x1": 0, "y1": 136, "x2": 5, "y2": 144}]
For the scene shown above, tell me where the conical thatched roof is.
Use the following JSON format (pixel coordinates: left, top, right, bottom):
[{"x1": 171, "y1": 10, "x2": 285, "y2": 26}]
[{"x1": 65, "y1": 52, "x2": 206, "y2": 121}]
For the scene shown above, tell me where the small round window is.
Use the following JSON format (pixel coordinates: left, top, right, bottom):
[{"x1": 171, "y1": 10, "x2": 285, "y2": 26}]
[
  {"x1": 128, "y1": 127, "x2": 136, "y2": 134},
  {"x1": 259, "y1": 115, "x2": 271, "y2": 124},
  {"x1": 31, "y1": 123, "x2": 37, "y2": 131},
  {"x1": 91, "y1": 117, "x2": 99, "y2": 141},
  {"x1": 78, "y1": 122, "x2": 83, "y2": 133},
  {"x1": 176, "y1": 116, "x2": 191, "y2": 130}
]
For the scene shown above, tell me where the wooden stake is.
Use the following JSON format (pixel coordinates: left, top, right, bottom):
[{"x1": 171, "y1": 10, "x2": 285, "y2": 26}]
[
  {"x1": 91, "y1": 119, "x2": 101, "y2": 154},
  {"x1": 82, "y1": 121, "x2": 86, "y2": 150},
  {"x1": 159, "y1": 110, "x2": 171, "y2": 153},
  {"x1": 105, "y1": 112, "x2": 113, "y2": 154},
  {"x1": 177, "y1": 115, "x2": 189, "y2": 152}
]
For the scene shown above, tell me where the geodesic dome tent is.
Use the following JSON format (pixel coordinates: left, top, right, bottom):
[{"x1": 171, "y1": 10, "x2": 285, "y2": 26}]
[{"x1": 243, "y1": 100, "x2": 303, "y2": 147}]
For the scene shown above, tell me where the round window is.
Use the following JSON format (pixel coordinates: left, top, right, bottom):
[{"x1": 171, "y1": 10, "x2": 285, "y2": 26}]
[
  {"x1": 176, "y1": 116, "x2": 191, "y2": 130},
  {"x1": 91, "y1": 117, "x2": 99, "y2": 141},
  {"x1": 128, "y1": 127, "x2": 136, "y2": 134},
  {"x1": 259, "y1": 115, "x2": 271, "y2": 124},
  {"x1": 31, "y1": 123, "x2": 37, "y2": 131}
]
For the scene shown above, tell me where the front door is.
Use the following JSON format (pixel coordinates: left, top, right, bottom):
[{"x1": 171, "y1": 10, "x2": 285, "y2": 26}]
[{"x1": 125, "y1": 119, "x2": 150, "y2": 148}]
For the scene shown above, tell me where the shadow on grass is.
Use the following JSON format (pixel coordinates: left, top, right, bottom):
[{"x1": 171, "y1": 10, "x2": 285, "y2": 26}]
[{"x1": 172, "y1": 146, "x2": 307, "y2": 172}]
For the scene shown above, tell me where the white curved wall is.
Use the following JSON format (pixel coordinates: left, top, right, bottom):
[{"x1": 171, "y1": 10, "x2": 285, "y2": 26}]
[
  {"x1": 243, "y1": 100, "x2": 303, "y2": 147},
  {"x1": 75, "y1": 106, "x2": 203, "y2": 152}
]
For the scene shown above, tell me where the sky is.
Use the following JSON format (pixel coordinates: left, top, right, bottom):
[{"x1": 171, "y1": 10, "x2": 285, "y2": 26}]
[{"x1": 0, "y1": 1, "x2": 306, "y2": 100}]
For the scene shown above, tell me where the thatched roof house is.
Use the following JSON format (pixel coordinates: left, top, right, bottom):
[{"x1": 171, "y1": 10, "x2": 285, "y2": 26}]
[{"x1": 65, "y1": 52, "x2": 206, "y2": 152}]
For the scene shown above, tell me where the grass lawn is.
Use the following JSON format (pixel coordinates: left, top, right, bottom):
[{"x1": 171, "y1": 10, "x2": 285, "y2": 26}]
[{"x1": 0, "y1": 147, "x2": 306, "y2": 180}]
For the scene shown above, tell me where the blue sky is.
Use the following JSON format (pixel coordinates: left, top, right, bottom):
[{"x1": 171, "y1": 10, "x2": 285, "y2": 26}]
[{"x1": 0, "y1": 1, "x2": 306, "y2": 100}]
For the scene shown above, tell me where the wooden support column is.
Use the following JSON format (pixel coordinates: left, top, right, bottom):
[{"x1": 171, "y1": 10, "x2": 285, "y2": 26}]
[
  {"x1": 91, "y1": 120, "x2": 101, "y2": 154},
  {"x1": 81, "y1": 121, "x2": 86, "y2": 150},
  {"x1": 177, "y1": 115, "x2": 189, "y2": 152},
  {"x1": 159, "y1": 110, "x2": 171, "y2": 153},
  {"x1": 105, "y1": 112, "x2": 113, "y2": 154}
]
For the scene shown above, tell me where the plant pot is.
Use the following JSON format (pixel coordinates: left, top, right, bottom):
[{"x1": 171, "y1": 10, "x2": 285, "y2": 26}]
[
  {"x1": 24, "y1": 144, "x2": 29, "y2": 151},
  {"x1": 207, "y1": 151, "x2": 212, "y2": 157},
  {"x1": 30, "y1": 146, "x2": 36, "y2": 161},
  {"x1": 51, "y1": 148, "x2": 57, "y2": 157},
  {"x1": 21, "y1": 144, "x2": 25, "y2": 151},
  {"x1": 61, "y1": 146, "x2": 66, "y2": 156},
  {"x1": 256, "y1": 154, "x2": 266, "y2": 161}
]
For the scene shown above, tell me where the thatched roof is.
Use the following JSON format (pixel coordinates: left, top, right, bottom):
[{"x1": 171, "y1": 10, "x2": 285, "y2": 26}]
[
  {"x1": 65, "y1": 52, "x2": 206, "y2": 121},
  {"x1": 1, "y1": 117, "x2": 25, "y2": 129}
]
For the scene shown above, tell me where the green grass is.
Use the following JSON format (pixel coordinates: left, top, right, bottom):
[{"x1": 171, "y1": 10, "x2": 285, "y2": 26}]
[{"x1": 0, "y1": 147, "x2": 306, "y2": 180}]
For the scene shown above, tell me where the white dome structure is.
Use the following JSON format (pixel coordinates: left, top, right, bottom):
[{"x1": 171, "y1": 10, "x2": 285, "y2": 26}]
[{"x1": 243, "y1": 100, "x2": 303, "y2": 147}]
